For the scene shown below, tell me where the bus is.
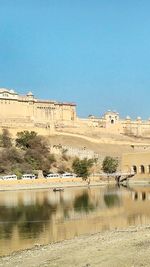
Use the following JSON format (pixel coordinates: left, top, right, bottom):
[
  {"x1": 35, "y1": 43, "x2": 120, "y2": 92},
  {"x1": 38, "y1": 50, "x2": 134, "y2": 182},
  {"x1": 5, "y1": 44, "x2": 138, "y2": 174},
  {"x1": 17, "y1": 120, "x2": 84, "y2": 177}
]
[
  {"x1": 2, "y1": 175, "x2": 17, "y2": 180},
  {"x1": 61, "y1": 173, "x2": 77, "y2": 178},
  {"x1": 21, "y1": 174, "x2": 36, "y2": 180},
  {"x1": 46, "y1": 173, "x2": 60, "y2": 178}
]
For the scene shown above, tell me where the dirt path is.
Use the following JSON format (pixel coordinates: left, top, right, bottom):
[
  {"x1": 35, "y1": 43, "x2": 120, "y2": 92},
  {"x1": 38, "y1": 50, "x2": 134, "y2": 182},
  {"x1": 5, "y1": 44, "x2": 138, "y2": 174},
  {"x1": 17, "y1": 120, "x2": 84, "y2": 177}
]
[
  {"x1": 0, "y1": 225, "x2": 150, "y2": 267},
  {"x1": 56, "y1": 131, "x2": 150, "y2": 146}
]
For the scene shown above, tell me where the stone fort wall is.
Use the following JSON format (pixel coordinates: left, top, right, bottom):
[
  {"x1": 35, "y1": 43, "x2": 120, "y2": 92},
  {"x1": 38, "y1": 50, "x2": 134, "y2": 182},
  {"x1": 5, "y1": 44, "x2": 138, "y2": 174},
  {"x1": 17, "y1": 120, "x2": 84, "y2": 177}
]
[
  {"x1": 0, "y1": 88, "x2": 76, "y2": 135},
  {"x1": 0, "y1": 88, "x2": 150, "y2": 138},
  {"x1": 84, "y1": 110, "x2": 150, "y2": 137}
]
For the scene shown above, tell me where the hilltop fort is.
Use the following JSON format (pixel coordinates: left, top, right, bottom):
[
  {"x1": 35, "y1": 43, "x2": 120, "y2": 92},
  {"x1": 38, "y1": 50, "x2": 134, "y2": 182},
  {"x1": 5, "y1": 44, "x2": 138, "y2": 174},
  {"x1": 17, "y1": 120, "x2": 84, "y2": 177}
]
[
  {"x1": 0, "y1": 88, "x2": 150, "y2": 138},
  {"x1": 0, "y1": 88, "x2": 150, "y2": 179}
]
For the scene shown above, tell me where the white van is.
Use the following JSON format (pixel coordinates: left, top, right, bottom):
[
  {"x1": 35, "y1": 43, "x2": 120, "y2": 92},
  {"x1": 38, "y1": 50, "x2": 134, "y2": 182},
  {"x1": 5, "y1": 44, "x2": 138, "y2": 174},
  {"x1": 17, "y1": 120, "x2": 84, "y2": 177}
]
[
  {"x1": 21, "y1": 174, "x2": 36, "y2": 180},
  {"x1": 61, "y1": 173, "x2": 77, "y2": 178},
  {"x1": 2, "y1": 175, "x2": 17, "y2": 180},
  {"x1": 46, "y1": 173, "x2": 60, "y2": 178}
]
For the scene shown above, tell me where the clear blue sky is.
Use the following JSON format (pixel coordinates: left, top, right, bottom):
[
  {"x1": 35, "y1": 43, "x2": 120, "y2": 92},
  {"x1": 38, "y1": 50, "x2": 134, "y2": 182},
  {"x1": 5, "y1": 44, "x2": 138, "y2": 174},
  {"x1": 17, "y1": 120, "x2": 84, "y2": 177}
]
[{"x1": 0, "y1": 0, "x2": 150, "y2": 119}]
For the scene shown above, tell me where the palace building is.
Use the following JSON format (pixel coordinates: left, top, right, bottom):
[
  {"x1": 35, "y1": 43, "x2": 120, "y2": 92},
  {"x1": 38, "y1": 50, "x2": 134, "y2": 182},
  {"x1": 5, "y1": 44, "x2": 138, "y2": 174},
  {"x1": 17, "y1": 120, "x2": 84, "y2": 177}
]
[
  {"x1": 0, "y1": 88, "x2": 76, "y2": 132},
  {"x1": 1, "y1": 87, "x2": 150, "y2": 140},
  {"x1": 86, "y1": 110, "x2": 150, "y2": 137}
]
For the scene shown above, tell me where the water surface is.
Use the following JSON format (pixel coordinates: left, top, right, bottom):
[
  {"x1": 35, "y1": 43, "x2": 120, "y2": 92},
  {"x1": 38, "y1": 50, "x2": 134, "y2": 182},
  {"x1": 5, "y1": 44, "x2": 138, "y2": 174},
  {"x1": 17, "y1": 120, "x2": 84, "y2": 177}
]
[{"x1": 0, "y1": 185, "x2": 150, "y2": 256}]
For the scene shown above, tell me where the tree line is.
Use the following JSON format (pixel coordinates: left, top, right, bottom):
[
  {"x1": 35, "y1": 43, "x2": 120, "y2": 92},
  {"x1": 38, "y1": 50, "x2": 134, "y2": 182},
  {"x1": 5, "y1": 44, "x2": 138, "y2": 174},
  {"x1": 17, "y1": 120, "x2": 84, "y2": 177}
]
[{"x1": 0, "y1": 129, "x2": 119, "y2": 179}]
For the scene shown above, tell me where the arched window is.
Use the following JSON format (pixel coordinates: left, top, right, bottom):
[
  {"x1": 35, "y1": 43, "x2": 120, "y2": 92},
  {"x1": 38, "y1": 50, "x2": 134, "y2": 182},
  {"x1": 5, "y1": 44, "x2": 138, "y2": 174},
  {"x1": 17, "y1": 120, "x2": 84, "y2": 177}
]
[
  {"x1": 132, "y1": 165, "x2": 137, "y2": 173},
  {"x1": 148, "y1": 165, "x2": 150, "y2": 173},
  {"x1": 134, "y1": 192, "x2": 138, "y2": 200},
  {"x1": 111, "y1": 119, "x2": 114, "y2": 124},
  {"x1": 140, "y1": 165, "x2": 145, "y2": 174}
]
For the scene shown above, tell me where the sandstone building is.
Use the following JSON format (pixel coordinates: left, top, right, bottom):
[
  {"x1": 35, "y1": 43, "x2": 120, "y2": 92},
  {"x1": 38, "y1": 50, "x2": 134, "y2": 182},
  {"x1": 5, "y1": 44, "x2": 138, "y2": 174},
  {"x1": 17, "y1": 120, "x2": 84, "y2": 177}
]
[
  {"x1": 1, "y1": 87, "x2": 150, "y2": 139},
  {"x1": 1, "y1": 87, "x2": 150, "y2": 180},
  {"x1": 86, "y1": 110, "x2": 150, "y2": 137},
  {"x1": 121, "y1": 152, "x2": 150, "y2": 179},
  {"x1": 0, "y1": 88, "x2": 76, "y2": 134}
]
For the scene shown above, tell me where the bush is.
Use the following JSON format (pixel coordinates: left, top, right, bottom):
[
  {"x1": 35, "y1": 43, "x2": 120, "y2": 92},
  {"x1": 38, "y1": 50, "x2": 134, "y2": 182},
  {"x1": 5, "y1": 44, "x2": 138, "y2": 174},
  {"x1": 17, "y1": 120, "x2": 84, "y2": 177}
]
[
  {"x1": 0, "y1": 129, "x2": 12, "y2": 148},
  {"x1": 102, "y1": 156, "x2": 118, "y2": 174}
]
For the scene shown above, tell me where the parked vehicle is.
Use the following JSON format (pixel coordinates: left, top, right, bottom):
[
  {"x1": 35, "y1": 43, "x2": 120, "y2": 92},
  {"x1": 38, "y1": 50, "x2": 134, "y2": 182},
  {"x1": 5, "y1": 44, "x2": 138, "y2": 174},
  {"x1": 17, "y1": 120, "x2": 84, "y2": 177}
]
[
  {"x1": 21, "y1": 174, "x2": 36, "y2": 180},
  {"x1": 2, "y1": 175, "x2": 17, "y2": 180},
  {"x1": 46, "y1": 173, "x2": 60, "y2": 178},
  {"x1": 61, "y1": 173, "x2": 77, "y2": 178}
]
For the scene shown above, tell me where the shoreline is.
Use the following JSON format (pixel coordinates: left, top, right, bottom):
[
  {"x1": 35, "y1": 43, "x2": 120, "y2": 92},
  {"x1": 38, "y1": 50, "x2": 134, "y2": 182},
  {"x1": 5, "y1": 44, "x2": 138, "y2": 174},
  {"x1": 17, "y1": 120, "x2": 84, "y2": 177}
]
[
  {"x1": 1, "y1": 224, "x2": 150, "y2": 267},
  {"x1": 0, "y1": 179, "x2": 109, "y2": 192},
  {"x1": 0, "y1": 178, "x2": 150, "y2": 192}
]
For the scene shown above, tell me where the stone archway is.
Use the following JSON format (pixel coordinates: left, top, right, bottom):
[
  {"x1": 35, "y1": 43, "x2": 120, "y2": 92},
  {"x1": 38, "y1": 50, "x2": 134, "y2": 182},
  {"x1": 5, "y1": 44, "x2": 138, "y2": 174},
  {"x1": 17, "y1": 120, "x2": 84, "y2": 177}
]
[
  {"x1": 140, "y1": 165, "x2": 145, "y2": 174},
  {"x1": 132, "y1": 165, "x2": 137, "y2": 174}
]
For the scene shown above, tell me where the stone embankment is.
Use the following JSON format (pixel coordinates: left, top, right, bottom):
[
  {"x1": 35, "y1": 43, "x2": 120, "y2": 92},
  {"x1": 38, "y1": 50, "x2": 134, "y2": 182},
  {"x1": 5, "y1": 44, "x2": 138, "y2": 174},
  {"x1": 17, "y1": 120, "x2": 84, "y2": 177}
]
[
  {"x1": 0, "y1": 177, "x2": 150, "y2": 191},
  {"x1": 0, "y1": 177, "x2": 108, "y2": 191}
]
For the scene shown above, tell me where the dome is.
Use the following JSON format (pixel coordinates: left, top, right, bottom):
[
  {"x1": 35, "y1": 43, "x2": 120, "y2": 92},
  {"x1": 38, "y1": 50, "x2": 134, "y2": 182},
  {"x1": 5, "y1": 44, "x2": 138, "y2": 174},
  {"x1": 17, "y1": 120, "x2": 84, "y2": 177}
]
[
  {"x1": 27, "y1": 91, "x2": 33, "y2": 96},
  {"x1": 136, "y1": 116, "x2": 141, "y2": 120},
  {"x1": 126, "y1": 116, "x2": 131, "y2": 120}
]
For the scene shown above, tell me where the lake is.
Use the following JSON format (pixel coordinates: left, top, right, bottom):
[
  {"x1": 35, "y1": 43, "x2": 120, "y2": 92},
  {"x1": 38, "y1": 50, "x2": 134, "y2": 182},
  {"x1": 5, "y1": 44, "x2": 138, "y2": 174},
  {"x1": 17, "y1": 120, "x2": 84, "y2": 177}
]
[{"x1": 0, "y1": 184, "x2": 150, "y2": 256}]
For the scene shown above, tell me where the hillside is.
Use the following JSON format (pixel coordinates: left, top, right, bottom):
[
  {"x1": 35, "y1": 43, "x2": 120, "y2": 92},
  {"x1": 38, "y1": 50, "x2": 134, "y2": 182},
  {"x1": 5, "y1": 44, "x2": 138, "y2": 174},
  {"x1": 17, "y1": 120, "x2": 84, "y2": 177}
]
[{"x1": 49, "y1": 130, "x2": 150, "y2": 158}]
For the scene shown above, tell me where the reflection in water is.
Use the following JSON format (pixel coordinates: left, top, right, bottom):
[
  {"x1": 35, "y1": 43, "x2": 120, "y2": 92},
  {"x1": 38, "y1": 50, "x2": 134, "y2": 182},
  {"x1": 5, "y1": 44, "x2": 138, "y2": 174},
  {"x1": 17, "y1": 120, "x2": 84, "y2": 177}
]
[
  {"x1": 74, "y1": 192, "x2": 95, "y2": 212},
  {"x1": 134, "y1": 192, "x2": 138, "y2": 200},
  {"x1": 104, "y1": 193, "x2": 120, "y2": 208},
  {"x1": 0, "y1": 201, "x2": 57, "y2": 240},
  {"x1": 131, "y1": 190, "x2": 150, "y2": 201},
  {"x1": 142, "y1": 192, "x2": 146, "y2": 201},
  {"x1": 0, "y1": 186, "x2": 150, "y2": 256}
]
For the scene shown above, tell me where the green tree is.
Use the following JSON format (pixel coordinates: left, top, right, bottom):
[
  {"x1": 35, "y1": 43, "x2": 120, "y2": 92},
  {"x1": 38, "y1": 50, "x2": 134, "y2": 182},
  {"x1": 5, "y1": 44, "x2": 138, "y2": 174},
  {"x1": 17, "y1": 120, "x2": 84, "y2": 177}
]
[
  {"x1": 22, "y1": 134, "x2": 55, "y2": 174},
  {"x1": 102, "y1": 156, "x2": 118, "y2": 174},
  {"x1": 0, "y1": 130, "x2": 57, "y2": 176},
  {"x1": 0, "y1": 147, "x2": 24, "y2": 174},
  {"x1": 16, "y1": 131, "x2": 37, "y2": 149},
  {"x1": 72, "y1": 158, "x2": 94, "y2": 180}
]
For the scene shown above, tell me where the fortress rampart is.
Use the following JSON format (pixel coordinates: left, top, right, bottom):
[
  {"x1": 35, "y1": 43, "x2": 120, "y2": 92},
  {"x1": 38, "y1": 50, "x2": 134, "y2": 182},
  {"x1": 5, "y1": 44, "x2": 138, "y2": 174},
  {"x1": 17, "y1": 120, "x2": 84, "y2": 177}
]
[
  {"x1": 84, "y1": 111, "x2": 150, "y2": 137},
  {"x1": 0, "y1": 88, "x2": 76, "y2": 135},
  {"x1": 0, "y1": 88, "x2": 150, "y2": 138}
]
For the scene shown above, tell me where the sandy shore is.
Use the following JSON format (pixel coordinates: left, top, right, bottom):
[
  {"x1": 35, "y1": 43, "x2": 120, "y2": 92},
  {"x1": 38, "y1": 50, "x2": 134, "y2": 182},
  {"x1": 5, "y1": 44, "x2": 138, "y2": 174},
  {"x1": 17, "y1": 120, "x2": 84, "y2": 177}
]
[{"x1": 0, "y1": 224, "x2": 150, "y2": 267}]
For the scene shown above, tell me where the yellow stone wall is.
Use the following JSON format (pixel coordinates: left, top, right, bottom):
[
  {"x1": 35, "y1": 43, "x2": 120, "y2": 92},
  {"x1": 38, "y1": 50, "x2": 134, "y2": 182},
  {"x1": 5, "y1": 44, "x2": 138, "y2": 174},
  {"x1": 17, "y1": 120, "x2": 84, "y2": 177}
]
[
  {"x1": 1, "y1": 88, "x2": 150, "y2": 139},
  {"x1": 121, "y1": 152, "x2": 150, "y2": 178},
  {"x1": 0, "y1": 89, "x2": 76, "y2": 132}
]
